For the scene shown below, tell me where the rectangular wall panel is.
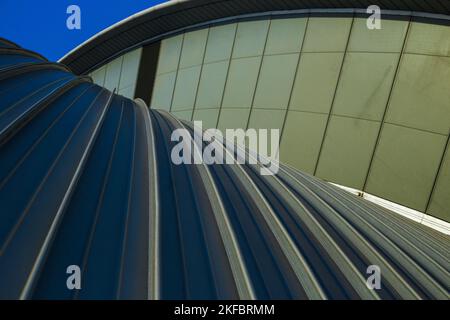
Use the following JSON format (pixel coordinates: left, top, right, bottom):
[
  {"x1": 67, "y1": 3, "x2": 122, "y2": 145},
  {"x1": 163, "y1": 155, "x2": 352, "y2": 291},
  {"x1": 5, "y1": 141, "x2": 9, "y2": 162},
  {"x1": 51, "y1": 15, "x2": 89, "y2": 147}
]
[
  {"x1": 204, "y1": 24, "x2": 236, "y2": 64},
  {"x1": 90, "y1": 66, "x2": 106, "y2": 86},
  {"x1": 104, "y1": 56, "x2": 123, "y2": 91},
  {"x1": 217, "y1": 108, "x2": 251, "y2": 132},
  {"x1": 171, "y1": 66, "x2": 201, "y2": 112},
  {"x1": 265, "y1": 18, "x2": 307, "y2": 55},
  {"x1": 192, "y1": 109, "x2": 220, "y2": 129},
  {"x1": 222, "y1": 57, "x2": 261, "y2": 109},
  {"x1": 151, "y1": 72, "x2": 176, "y2": 111},
  {"x1": 427, "y1": 143, "x2": 450, "y2": 222},
  {"x1": 195, "y1": 61, "x2": 229, "y2": 109},
  {"x1": 348, "y1": 18, "x2": 408, "y2": 53},
  {"x1": 316, "y1": 116, "x2": 380, "y2": 189},
  {"x1": 232, "y1": 20, "x2": 269, "y2": 59},
  {"x1": 157, "y1": 35, "x2": 183, "y2": 75},
  {"x1": 253, "y1": 54, "x2": 299, "y2": 110},
  {"x1": 290, "y1": 52, "x2": 344, "y2": 114},
  {"x1": 179, "y1": 29, "x2": 208, "y2": 69},
  {"x1": 406, "y1": 21, "x2": 450, "y2": 57},
  {"x1": 119, "y1": 48, "x2": 142, "y2": 92},
  {"x1": 302, "y1": 17, "x2": 352, "y2": 52},
  {"x1": 366, "y1": 124, "x2": 447, "y2": 212},
  {"x1": 386, "y1": 54, "x2": 450, "y2": 135},
  {"x1": 332, "y1": 52, "x2": 398, "y2": 121},
  {"x1": 280, "y1": 111, "x2": 328, "y2": 174}
]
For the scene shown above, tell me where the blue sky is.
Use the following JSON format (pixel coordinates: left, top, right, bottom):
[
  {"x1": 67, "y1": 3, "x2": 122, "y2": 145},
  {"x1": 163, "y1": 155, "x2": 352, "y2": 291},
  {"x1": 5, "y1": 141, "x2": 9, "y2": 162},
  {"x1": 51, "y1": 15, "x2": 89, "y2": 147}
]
[{"x1": 0, "y1": 0, "x2": 168, "y2": 61}]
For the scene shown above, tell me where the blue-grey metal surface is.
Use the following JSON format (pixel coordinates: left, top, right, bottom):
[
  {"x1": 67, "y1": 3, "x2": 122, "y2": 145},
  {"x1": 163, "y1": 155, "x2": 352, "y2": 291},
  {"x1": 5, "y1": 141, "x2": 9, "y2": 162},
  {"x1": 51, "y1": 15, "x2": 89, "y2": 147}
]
[{"x1": 0, "y1": 43, "x2": 449, "y2": 300}]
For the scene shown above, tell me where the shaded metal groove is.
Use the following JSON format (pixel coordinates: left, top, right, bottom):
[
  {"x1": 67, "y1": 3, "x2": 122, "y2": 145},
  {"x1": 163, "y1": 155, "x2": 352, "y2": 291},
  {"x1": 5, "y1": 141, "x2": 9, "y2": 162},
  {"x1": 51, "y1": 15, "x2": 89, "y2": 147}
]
[
  {"x1": 0, "y1": 77, "x2": 87, "y2": 144},
  {"x1": 116, "y1": 99, "x2": 137, "y2": 299},
  {"x1": 209, "y1": 130, "x2": 328, "y2": 299},
  {"x1": 19, "y1": 89, "x2": 115, "y2": 300},
  {"x1": 0, "y1": 84, "x2": 94, "y2": 190},
  {"x1": 135, "y1": 98, "x2": 160, "y2": 300},
  {"x1": 73, "y1": 102, "x2": 125, "y2": 300},
  {"x1": 165, "y1": 112, "x2": 255, "y2": 299},
  {"x1": 165, "y1": 113, "x2": 242, "y2": 299},
  {"x1": 0, "y1": 89, "x2": 107, "y2": 255}
]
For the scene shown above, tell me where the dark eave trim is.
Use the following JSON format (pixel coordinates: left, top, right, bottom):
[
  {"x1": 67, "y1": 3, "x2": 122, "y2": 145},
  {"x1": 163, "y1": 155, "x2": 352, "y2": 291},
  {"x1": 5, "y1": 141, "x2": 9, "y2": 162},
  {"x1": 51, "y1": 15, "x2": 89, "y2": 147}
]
[{"x1": 59, "y1": 0, "x2": 450, "y2": 75}]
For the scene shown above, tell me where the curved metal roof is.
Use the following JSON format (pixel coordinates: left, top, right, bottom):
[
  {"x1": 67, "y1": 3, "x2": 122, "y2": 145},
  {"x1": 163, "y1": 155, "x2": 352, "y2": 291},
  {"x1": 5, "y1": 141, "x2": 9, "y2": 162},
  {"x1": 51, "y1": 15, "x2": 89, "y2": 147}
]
[
  {"x1": 0, "y1": 43, "x2": 449, "y2": 299},
  {"x1": 60, "y1": 0, "x2": 450, "y2": 75}
]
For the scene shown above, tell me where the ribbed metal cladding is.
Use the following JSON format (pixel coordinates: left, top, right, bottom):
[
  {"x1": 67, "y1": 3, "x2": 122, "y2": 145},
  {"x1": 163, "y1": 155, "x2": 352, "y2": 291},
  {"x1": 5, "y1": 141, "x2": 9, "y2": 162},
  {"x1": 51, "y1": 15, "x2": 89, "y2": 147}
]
[
  {"x1": 60, "y1": 0, "x2": 450, "y2": 75},
  {"x1": 0, "y1": 44, "x2": 449, "y2": 300}
]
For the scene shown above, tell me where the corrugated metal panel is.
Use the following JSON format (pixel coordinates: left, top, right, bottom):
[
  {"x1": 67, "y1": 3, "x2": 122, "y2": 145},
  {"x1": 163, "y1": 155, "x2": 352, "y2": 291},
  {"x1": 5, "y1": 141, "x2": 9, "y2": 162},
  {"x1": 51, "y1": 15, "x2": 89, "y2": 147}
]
[
  {"x1": 59, "y1": 0, "x2": 450, "y2": 75},
  {"x1": 0, "y1": 44, "x2": 449, "y2": 300}
]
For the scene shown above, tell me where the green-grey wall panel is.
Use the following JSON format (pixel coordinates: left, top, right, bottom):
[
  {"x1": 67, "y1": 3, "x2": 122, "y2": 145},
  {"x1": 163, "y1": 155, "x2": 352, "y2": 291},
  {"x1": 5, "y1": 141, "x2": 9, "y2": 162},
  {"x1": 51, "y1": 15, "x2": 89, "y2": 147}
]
[
  {"x1": 171, "y1": 66, "x2": 201, "y2": 111},
  {"x1": 366, "y1": 124, "x2": 447, "y2": 212},
  {"x1": 247, "y1": 109, "x2": 286, "y2": 153},
  {"x1": 157, "y1": 35, "x2": 183, "y2": 75},
  {"x1": 406, "y1": 22, "x2": 450, "y2": 57},
  {"x1": 316, "y1": 116, "x2": 380, "y2": 189},
  {"x1": 280, "y1": 111, "x2": 328, "y2": 174},
  {"x1": 217, "y1": 108, "x2": 251, "y2": 131},
  {"x1": 179, "y1": 29, "x2": 208, "y2": 69},
  {"x1": 247, "y1": 109, "x2": 286, "y2": 130},
  {"x1": 290, "y1": 52, "x2": 344, "y2": 114},
  {"x1": 118, "y1": 85, "x2": 134, "y2": 99},
  {"x1": 104, "y1": 56, "x2": 123, "y2": 91},
  {"x1": 204, "y1": 24, "x2": 236, "y2": 64},
  {"x1": 332, "y1": 52, "x2": 399, "y2": 121},
  {"x1": 348, "y1": 18, "x2": 408, "y2": 53},
  {"x1": 253, "y1": 54, "x2": 299, "y2": 110},
  {"x1": 386, "y1": 54, "x2": 450, "y2": 135},
  {"x1": 265, "y1": 18, "x2": 307, "y2": 55},
  {"x1": 151, "y1": 72, "x2": 176, "y2": 110},
  {"x1": 90, "y1": 66, "x2": 106, "y2": 86},
  {"x1": 119, "y1": 48, "x2": 142, "y2": 89},
  {"x1": 427, "y1": 144, "x2": 450, "y2": 221},
  {"x1": 193, "y1": 108, "x2": 220, "y2": 129},
  {"x1": 232, "y1": 20, "x2": 270, "y2": 59},
  {"x1": 222, "y1": 57, "x2": 261, "y2": 109},
  {"x1": 303, "y1": 17, "x2": 352, "y2": 52},
  {"x1": 196, "y1": 61, "x2": 229, "y2": 109},
  {"x1": 171, "y1": 110, "x2": 193, "y2": 121}
]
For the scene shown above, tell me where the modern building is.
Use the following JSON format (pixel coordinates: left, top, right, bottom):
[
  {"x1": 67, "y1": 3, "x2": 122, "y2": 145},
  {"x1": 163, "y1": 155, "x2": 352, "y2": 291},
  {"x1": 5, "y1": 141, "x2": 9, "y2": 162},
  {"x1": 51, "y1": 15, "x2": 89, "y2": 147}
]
[
  {"x1": 0, "y1": 1, "x2": 449, "y2": 300},
  {"x1": 61, "y1": 0, "x2": 450, "y2": 223},
  {"x1": 0, "y1": 40, "x2": 448, "y2": 299}
]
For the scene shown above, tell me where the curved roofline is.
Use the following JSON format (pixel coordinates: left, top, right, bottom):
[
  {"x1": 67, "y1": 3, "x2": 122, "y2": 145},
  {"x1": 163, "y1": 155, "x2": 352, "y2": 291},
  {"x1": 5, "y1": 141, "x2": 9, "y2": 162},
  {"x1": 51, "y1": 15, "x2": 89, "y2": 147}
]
[
  {"x1": 59, "y1": 0, "x2": 450, "y2": 75},
  {"x1": 58, "y1": 0, "x2": 178, "y2": 63}
]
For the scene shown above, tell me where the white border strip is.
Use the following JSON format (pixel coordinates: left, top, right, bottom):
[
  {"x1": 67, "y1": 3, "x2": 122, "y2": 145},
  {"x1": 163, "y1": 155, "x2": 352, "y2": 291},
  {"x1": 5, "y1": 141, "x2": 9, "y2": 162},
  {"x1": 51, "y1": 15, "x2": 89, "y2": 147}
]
[{"x1": 330, "y1": 183, "x2": 450, "y2": 235}]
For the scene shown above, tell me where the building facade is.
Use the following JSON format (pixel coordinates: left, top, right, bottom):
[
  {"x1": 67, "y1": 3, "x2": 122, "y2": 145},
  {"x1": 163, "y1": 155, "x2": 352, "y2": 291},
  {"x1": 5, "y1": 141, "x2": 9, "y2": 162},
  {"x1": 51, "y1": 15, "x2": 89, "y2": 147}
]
[{"x1": 61, "y1": 1, "x2": 450, "y2": 222}]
